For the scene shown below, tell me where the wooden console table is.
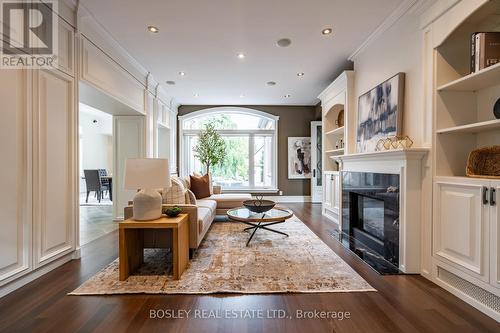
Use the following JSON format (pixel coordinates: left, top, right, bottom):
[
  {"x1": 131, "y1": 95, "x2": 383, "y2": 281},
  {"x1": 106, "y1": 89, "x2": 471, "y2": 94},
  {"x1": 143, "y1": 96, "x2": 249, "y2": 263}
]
[{"x1": 119, "y1": 214, "x2": 189, "y2": 281}]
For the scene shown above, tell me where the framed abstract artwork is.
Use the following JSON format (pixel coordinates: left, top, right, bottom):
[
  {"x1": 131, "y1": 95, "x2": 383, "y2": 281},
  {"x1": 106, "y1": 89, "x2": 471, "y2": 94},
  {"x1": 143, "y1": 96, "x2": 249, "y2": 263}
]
[
  {"x1": 288, "y1": 137, "x2": 312, "y2": 179},
  {"x1": 356, "y1": 73, "x2": 405, "y2": 152}
]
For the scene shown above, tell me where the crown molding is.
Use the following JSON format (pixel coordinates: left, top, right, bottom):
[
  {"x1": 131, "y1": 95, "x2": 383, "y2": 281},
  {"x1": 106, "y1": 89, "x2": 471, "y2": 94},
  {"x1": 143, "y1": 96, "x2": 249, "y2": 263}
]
[
  {"x1": 419, "y1": 0, "x2": 462, "y2": 29},
  {"x1": 348, "y1": 0, "x2": 421, "y2": 61}
]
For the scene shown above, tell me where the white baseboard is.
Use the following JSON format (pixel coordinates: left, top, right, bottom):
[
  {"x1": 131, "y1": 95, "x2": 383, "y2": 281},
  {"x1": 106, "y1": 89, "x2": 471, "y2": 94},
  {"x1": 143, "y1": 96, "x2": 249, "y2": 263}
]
[
  {"x1": 0, "y1": 251, "x2": 76, "y2": 299},
  {"x1": 254, "y1": 195, "x2": 312, "y2": 203}
]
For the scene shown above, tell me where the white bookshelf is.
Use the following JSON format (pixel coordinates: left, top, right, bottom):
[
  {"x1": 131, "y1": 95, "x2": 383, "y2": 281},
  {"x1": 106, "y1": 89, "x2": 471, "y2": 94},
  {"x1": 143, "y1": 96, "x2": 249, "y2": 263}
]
[
  {"x1": 434, "y1": 3, "x2": 500, "y2": 178},
  {"x1": 436, "y1": 119, "x2": 500, "y2": 134},
  {"x1": 325, "y1": 148, "x2": 344, "y2": 155},
  {"x1": 437, "y1": 62, "x2": 500, "y2": 92},
  {"x1": 325, "y1": 126, "x2": 344, "y2": 136}
]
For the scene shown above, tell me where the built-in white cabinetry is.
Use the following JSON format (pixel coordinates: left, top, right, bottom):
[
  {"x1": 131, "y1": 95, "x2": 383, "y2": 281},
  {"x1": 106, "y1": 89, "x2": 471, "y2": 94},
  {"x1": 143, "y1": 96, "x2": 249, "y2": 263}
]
[
  {"x1": 433, "y1": 178, "x2": 490, "y2": 282},
  {"x1": 0, "y1": 70, "x2": 31, "y2": 286},
  {"x1": 318, "y1": 71, "x2": 354, "y2": 225},
  {"x1": 80, "y1": 37, "x2": 145, "y2": 113},
  {"x1": 57, "y1": 18, "x2": 75, "y2": 77},
  {"x1": 33, "y1": 69, "x2": 76, "y2": 267},
  {"x1": 424, "y1": 0, "x2": 500, "y2": 320},
  {"x1": 323, "y1": 171, "x2": 341, "y2": 224}
]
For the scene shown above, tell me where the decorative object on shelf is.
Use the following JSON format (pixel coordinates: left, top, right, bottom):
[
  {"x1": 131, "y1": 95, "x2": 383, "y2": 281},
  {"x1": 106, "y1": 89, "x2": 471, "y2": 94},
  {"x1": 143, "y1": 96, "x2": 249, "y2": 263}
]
[
  {"x1": 494, "y1": 97, "x2": 500, "y2": 119},
  {"x1": 125, "y1": 158, "x2": 171, "y2": 221},
  {"x1": 288, "y1": 137, "x2": 311, "y2": 179},
  {"x1": 375, "y1": 135, "x2": 414, "y2": 151},
  {"x1": 357, "y1": 73, "x2": 405, "y2": 152},
  {"x1": 466, "y1": 145, "x2": 500, "y2": 179},
  {"x1": 164, "y1": 206, "x2": 182, "y2": 217},
  {"x1": 243, "y1": 195, "x2": 276, "y2": 213},
  {"x1": 335, "y1": 109, "x2": 344, "y2": 127}
]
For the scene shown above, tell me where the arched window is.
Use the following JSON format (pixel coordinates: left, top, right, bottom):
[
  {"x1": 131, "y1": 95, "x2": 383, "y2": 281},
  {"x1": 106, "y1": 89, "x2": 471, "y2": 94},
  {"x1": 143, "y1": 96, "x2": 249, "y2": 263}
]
[{"x1": 179, "y1": 107, "x2": 279, "y2": 192}]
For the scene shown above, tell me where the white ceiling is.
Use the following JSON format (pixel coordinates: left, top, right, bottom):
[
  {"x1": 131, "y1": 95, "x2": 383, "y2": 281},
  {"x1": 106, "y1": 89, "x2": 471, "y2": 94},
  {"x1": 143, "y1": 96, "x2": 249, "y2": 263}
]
[{"x1": 81, "y1": 0, "x2": 402, "y2": 106}]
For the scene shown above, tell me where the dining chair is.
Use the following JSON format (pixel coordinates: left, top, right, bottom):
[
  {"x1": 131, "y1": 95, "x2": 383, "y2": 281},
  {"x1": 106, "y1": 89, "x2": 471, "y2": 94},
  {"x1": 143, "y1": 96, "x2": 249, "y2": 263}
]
[{"x1": 83, "y1": 169, "x2": 108, "y2": 203}]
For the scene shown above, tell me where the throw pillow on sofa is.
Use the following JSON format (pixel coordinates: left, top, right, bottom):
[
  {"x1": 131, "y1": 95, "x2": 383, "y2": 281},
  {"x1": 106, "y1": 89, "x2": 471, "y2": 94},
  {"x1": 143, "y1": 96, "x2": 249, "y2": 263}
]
[
  {"x1": 162, "y1": 177, "x2": 186, "y2": 204},
  {"x1": 190, "y1": 174, "x2": 211, "y2": 199},
  {"x1": 193, "y1": 172, "x2": 214, "y2": 195}
]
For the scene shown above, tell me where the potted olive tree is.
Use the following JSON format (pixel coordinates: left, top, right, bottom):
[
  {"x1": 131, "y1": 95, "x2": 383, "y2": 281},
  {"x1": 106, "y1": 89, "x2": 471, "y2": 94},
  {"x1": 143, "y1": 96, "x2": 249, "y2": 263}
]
[{"x1": 193, "y1": 123, "x2": 226, "y2": 174}]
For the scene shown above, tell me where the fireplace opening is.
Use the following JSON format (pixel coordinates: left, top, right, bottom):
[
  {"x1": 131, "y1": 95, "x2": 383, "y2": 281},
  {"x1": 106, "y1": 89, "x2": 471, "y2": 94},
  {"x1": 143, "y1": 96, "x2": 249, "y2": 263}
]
[{"x1": 341, "y1": 171, "x2": 401, "y2": 274}]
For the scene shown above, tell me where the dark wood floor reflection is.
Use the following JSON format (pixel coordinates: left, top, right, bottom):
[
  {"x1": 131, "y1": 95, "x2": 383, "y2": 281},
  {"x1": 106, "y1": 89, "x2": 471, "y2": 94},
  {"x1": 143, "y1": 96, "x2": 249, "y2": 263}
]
[{"x1": 0, "y1": 203, "x2": 498, "y2": 333}]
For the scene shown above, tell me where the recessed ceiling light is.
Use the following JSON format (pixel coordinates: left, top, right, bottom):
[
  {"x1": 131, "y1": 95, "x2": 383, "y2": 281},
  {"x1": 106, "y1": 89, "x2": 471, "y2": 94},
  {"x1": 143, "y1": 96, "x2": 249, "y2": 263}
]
[
  {"x1": 297, "y1": 72, "x2": 304, "y2": 77},
  {"x1": 322, "y1": 28, "x2": 332, "y2": 35},
  {"x1": 178, "y1": 71, "x2": 186, "y2": 76},
  {"x1": 166, "y1": 80, "x2": 176, "y2": 85},
  {"x1": 276, "y1": 38, "x2": 292, "y2": 47},
  {"x1": 147, "y1": 25, "x2": 159, "y2": 33},
  {"x1": 237, "y1": 52, "x2": 245, "y2": 59},
  {"x1": 266, "y1": 81, "x2": 276, "y2": 86},
  {"x1": 284, "y1": 94, "x2": 291, "y2": 98}
]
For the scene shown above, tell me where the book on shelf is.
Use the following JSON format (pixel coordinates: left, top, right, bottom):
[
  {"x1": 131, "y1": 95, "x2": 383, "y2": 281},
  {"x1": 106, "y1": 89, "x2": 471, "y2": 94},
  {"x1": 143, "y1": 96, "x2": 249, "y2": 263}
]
[{"x1": 470, "y1": 32, "x2": 500, "y2": 73}]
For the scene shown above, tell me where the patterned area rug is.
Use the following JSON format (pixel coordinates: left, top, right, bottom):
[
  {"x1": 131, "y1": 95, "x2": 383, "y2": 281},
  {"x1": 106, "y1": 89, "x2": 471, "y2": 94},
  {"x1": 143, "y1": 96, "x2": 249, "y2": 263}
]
[{"x1": 70, "y1": 216, "x2": 375, "y2": 295}]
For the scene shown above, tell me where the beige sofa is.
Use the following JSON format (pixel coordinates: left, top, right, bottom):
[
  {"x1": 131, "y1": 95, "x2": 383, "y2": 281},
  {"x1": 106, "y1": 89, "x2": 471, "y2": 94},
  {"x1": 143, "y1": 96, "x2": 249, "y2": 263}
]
[{"x1": 124, "y1": 178, "x2": 251, "y2": 253}]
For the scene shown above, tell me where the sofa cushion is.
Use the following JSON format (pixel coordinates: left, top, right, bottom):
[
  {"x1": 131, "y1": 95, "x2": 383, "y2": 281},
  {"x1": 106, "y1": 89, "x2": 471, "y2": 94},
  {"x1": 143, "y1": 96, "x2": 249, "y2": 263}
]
[
  {"x1": 162, "y1": 178, "x2": 186, "y2": 204},
  {"x1": 190, "y1": 174, "x2": 211, "y2": 199},
  {"x1": 209, "y1": 193, "x2": 252, "y2": 209},
  {"x1": 197, "y1": 207, "x2": 213, "y2": 234},
  {"x1": 197, "y1": 198, "x2": 217, "y2": 214}
]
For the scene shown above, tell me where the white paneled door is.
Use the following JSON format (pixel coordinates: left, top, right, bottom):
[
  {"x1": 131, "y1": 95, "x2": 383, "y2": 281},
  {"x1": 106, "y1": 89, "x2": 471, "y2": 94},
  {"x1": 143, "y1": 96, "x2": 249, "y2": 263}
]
[
  {"x1": 33, "y1": 69, "x2": 76, "y2": 268},
  {"x1": 113, "y1": 116, "x2": 146, "y2": 220},
  {"x1": 433, "y1": 179, "x2": 489, "y2": 281},
  {"x1": 0, "y1": 70, "x2": 31, "y2": 285},
  {"x1": 310, "y1": 121, "x2": 322, "y2": 202}
]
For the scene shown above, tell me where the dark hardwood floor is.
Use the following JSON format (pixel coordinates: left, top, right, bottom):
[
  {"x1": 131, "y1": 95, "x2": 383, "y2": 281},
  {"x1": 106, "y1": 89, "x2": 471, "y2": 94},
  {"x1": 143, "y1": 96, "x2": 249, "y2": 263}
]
[{"x1": 0, "y1": 203, "x2": 498, "y2": 333}]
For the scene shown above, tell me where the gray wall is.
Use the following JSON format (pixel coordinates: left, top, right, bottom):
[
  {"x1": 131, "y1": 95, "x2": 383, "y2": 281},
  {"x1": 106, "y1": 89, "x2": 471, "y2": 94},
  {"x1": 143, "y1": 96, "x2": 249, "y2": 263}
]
[{"x1": 178, "y1": 105, "x2": 317, "y2": 196}]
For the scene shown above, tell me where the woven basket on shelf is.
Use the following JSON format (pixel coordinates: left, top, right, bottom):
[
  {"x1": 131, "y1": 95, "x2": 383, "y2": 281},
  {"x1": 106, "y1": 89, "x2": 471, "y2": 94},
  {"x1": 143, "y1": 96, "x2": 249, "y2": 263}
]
[{"x1": 466, "y1": 146, "x2": 500, "y2": 179}]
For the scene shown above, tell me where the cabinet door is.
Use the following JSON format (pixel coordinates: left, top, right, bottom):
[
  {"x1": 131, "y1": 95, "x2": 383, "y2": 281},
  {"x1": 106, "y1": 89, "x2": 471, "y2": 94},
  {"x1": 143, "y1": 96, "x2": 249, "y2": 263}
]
[
  {"x1": 323, "y1": 173, "x2": 333, "y2": 211},
  {"x1": 332, "y1": 172, "x2": 341, "y2": 214},
  {"x1": 433, "y1": 179, "x2": 489, "y2": 281},
  {"x1": 0, "y1": 70, "x2": 32, "y2": 284},
  {"x1": 57, "y1": 19, "x2": 74, "y2": 76},
  {"x1": 33, "y1": 69, "x2": 76, "y2": 268},
  {"x1": 490, "y1": 181, "x2": 500, "y2": 289}
]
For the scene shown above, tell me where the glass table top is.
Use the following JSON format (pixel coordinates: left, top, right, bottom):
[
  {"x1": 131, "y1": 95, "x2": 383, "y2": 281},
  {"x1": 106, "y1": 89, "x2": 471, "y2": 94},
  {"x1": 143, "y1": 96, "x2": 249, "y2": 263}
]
[{"x1": 227, "y1": 207, "x2": 293, "y2": 221}]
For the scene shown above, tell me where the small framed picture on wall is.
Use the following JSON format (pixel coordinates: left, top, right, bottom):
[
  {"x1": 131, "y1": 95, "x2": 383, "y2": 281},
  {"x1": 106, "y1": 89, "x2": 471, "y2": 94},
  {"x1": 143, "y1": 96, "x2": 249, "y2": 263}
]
[{"x1": 288, "y1": 137, "x2": 312, "y2": 179}]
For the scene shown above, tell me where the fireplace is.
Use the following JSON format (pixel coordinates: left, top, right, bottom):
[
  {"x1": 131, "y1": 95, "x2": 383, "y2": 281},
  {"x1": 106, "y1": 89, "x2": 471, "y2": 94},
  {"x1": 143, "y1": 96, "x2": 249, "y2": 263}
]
[{"x1": 341, "y1": 171, "x2": 401, "y2": 274}]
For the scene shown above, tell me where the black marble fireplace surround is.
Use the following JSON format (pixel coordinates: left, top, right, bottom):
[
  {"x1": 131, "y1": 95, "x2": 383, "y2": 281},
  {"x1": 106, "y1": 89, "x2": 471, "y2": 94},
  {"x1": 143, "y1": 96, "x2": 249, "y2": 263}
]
[{"x1": 340, "y1": 171, "x2": 401, "y2": 274}]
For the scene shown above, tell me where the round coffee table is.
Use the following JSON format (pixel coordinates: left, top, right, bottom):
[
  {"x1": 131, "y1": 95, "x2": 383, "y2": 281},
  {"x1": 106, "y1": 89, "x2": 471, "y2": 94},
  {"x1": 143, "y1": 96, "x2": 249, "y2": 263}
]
[{"x1": 227, "y1": 207, "x2": 294, "y2": 246}]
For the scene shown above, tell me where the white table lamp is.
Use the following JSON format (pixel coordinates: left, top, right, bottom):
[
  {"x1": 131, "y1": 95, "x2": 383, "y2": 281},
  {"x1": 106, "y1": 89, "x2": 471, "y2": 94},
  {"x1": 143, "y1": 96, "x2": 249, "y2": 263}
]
[{"x1": 125, "y1": 158, "x2": 171, "y2": 221}]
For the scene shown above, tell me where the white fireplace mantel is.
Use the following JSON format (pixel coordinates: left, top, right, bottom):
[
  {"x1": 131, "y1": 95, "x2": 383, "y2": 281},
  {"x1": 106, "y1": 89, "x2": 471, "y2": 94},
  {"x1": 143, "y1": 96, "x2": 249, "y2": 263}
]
[
  {"x1": 333, "y1": 148, "x2": 429, "y2": 174},
  {"x1": 333, "y1": 148, "x2": 429, "y2": 273}
]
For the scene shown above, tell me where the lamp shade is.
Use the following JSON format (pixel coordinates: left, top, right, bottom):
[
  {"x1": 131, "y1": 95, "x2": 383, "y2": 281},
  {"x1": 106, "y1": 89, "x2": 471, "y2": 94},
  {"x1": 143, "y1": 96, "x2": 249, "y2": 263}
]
[{"x1": 124, "y1": 158, "x2": 171, "y2": 190}]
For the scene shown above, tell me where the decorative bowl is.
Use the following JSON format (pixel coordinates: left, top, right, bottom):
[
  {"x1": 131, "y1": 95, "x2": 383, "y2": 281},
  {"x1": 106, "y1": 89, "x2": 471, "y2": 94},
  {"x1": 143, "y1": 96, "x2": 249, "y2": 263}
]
[
  {"x1": 164, "y1": 206, "x2": 182, "y2": 217},
  {"x1": 243, "y1": 199, "x2": 276, "y2": 213}
]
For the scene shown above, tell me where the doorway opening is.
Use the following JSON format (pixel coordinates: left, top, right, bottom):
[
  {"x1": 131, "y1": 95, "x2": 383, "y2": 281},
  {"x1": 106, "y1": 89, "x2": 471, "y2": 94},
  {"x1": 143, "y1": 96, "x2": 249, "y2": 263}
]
[
  {"x1": 79, "y1": 103, "x2": 114, "y2": 245},
  {"x1": 78, "y1": 81, "x2": 145, "y2": 246}
]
